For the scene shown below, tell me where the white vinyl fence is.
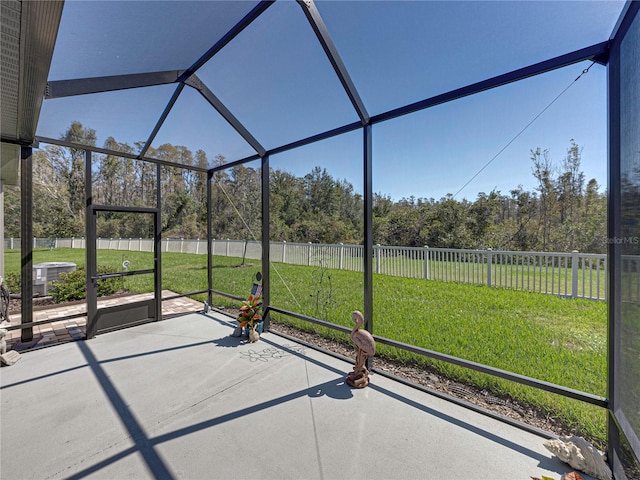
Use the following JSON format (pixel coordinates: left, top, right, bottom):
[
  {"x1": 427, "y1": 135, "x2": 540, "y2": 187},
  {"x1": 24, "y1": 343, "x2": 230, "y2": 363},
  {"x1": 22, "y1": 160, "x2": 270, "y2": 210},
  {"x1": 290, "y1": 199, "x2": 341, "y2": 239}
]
[{"x1": 6, "y1": 237, "x2": 621, "y2": 301}]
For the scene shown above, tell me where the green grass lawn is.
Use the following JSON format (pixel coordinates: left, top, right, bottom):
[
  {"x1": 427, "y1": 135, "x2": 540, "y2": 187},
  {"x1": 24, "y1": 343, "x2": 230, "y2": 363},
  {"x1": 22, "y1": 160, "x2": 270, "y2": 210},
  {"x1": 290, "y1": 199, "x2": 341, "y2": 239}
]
[{"x1": 4, "y1": 247, "x2": 609, "y2": 445}]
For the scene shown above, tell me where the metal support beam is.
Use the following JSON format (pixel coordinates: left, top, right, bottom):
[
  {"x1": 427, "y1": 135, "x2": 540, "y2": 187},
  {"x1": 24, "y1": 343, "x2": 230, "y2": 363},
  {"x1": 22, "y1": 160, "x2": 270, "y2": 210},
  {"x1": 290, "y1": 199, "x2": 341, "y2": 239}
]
[
  {"x1": 363, "y1": 126, "x2": 373, "y2": 336},
  {"x1": 207, "y1": 171, "x2": 213, "y2": 309},
  {"x1": 372, "y1": 41, "x2": 610, "y2": 125},
  {"x1": 185, "y1": 75, "x2": 266, "y2": 157},
  {"x1": 85, "y1": 150, "x2": 97, "y2": 339},
  {"x1": 20, "y1": 147, "x2": 33, "y2": 341},
  {"x1": 155, "y1": 164, "x2": 162, "y2": 321},
  {"x1": 209, "y1": 153, "x2": 262, "y2": 174},
  {"x1": 261, "y1": 155, "x2": 270, "y2": 331},
  {"x1": 36, "y1": 136, "x2": 209, "y2": 173},
  {"x1": 45, "y1": 70, "x2": 184, "y2": 99},
  {"x1": 266, "y1": 121, "x2": 362, "y2": 158},
  {"x1": 297, "y1": 0, "x2": 369, "y2": 125},
  {"x1": 242, "y1": 45, "x2": 612, "y2": 174},
  {"x1": 607, "y1": 25, "x2": 621, "y2": 472},
  {"x1": 178, "y1": 1, "x2": 274, "y2": 82},
  {"x1": 140, "y1": 83, "x2": 185, "y2": 158}
]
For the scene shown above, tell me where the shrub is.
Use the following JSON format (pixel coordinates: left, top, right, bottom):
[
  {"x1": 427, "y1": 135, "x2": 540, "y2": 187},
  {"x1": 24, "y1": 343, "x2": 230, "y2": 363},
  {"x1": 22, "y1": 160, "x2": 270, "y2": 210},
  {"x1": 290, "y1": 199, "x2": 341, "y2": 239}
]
[
  {"x1": 50, "y1": 266, "x2": 124, "y2": 303},
  {"x1": 4, "y1": 272, "x2": 21, "y2": 293}
]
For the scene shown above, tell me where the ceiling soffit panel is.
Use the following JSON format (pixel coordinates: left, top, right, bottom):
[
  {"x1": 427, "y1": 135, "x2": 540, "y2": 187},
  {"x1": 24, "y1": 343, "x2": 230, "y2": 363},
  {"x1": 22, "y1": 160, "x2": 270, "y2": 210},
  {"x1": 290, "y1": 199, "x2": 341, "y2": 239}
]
[
  {"x1": 1, "y1": 0, "x2": 21, "y2": 143},
  {"x1": 1, "y1": 0, "x2": 63, "y2": 144},
  {"x1": 18, "y1": 1, "x2": 64, "y2": 142}
]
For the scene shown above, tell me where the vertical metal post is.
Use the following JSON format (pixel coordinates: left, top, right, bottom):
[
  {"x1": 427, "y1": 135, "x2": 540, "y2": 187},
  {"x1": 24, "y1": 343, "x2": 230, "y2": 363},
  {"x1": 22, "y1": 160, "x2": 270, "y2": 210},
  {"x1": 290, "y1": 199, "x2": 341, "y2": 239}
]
[
  {"x1": 607, "y1": 22, "x2": 622, "y2": 473},
  {"x1": 207, "y1": 171, "x2": 213, "y2": 309},
  {"x1": 487, "y1": 248, "x2": 493, "y2": 287},
  {"x1": 85, "y1": 150, "x2": 97, "y2": 339},
  {"x1": 261, "y1": 155, "x2": 270, "y2": 331},
  {"x1": 155, "y1": 164, "x2": 162, "y2": 321},
  {"x1": 363, "y1": 125, "x2": 373, "y2": 336},
  {"x1": 20, "y1": 146, "x2": 33, "y2": 342}
]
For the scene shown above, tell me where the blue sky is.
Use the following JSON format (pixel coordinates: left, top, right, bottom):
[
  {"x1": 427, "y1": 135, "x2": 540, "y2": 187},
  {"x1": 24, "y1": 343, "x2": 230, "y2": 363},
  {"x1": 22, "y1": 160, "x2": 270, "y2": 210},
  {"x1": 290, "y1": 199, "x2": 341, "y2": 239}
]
[{"x1": 38, "y1": 0, "x2": 625, "y2": 201}]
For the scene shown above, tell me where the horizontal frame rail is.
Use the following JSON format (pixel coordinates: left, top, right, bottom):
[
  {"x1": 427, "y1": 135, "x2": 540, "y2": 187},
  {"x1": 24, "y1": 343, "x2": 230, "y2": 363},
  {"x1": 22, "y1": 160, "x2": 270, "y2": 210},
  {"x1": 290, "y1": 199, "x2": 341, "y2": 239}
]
[
  {"x1": 161, "y1": 290, "x2": 208, "y2": 302},
  {"x1": 92, "y1": 269, "x2": 154, "y2": 280},
  {"x1": 35, "y1": 137, "x2": 210, "y2": 173},
  {"x1": 209, "y1": 288, "x2": 249, "y2": 303},
  {"x1": 267, "y1": 306, "x2": 352, "y2": 336},
  {"x1": 269, "y1": 306, "x2": 608, "y2": 409}
]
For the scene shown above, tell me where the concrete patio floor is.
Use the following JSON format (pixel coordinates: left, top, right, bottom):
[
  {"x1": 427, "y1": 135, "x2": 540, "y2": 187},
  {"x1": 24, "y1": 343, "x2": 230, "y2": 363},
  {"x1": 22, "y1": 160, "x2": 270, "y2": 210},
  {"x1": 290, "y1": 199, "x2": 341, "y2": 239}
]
[{"x1": 1, "y1": 311, "x2": 590, "y2": 480}]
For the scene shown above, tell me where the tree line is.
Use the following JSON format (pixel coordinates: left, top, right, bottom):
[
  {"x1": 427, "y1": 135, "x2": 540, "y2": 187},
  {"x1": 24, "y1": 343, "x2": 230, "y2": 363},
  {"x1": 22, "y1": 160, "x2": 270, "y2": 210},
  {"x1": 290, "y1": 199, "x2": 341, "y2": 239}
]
[
  {"x1": 3, "y1": 122, "x2": 611, "y2": 254},
  {"x1": 371, "y1": 141, "x2": 607, "y2": 254}
]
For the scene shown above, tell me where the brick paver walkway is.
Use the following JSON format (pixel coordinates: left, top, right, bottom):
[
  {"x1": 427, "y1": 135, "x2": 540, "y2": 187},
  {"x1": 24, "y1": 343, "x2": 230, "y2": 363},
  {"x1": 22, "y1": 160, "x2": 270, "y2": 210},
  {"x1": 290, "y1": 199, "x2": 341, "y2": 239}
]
[{"x1": 1, "y1": 291, "x2": 204, "y2": 350}]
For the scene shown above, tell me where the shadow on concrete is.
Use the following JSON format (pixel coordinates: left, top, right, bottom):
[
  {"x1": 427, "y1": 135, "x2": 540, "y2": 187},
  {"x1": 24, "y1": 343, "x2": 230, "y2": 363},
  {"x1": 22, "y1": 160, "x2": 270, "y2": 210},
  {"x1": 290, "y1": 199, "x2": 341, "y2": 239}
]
[
  {"x1": 74, "y1": 340, "x2": 175, "y2": 480},
  {"x1": 68, "y1": 337, "x2": 353, "y2": 479}
]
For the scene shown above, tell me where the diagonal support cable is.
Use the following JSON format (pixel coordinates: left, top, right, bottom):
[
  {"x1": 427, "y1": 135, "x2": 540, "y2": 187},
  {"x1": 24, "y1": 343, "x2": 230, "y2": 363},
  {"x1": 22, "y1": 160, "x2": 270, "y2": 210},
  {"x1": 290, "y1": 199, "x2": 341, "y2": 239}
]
[{"x1": 453, "y1": 62, "x2": 597, "y2": 199}]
